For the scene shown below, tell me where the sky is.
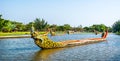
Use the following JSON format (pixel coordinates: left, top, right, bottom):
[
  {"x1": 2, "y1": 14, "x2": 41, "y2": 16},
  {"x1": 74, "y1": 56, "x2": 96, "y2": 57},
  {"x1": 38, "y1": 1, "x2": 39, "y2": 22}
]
[{"x1": 0, "y1": 0, "x2": 120, "y2": 27}]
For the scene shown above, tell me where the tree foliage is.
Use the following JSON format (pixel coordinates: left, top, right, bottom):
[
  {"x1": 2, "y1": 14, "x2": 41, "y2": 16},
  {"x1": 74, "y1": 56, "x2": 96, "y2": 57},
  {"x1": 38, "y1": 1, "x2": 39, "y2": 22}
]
[
  {"x1": 63, "y1": 24, "x2": 71, "y2": 31},
  {"x1": 112, "y1": 20, "x2": 120, "y2": 33},
  {"x1": 34, "y1": 18, "x2": 48, "y2": 31},
  {"x1": 25, "y1": 22, "x2": 33, "y2": 31},
  {"x1": 2, "y1": 20, "x2": 14, "y2": 32},
  {"x1": 0, "y1": 15, "x2": 26, "y2": 32},
  {"x1": 56, "y1": 26, "x2": 65, "y2": 31},
  {"x1": 83, "y1": 24, "x2": 107, "y2": 32},
  {"x1": 83, "y1": 27, "x2": 90, "y2": 32},
  {"x1": 0, "y1": 16, "x2": 4, "y2": 31},
  {"x1": 0, "y1": 15, "x2": 15, "y2": 32},
  {"x1": 73, "y1": 25, "x2": 83, "y2": 32},
  {"x1": 91, "y1": 24, "x2": 107, "y2": 32},
  {"x1": 0, "y1": 14, "x2": 113, "y2": 32}
]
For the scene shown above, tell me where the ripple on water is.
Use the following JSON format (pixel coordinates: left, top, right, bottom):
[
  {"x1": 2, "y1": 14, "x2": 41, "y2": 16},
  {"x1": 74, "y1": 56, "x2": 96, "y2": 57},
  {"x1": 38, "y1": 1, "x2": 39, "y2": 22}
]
[{"x1": 0, "y1": 33, "x2": 120, "y2": 61}]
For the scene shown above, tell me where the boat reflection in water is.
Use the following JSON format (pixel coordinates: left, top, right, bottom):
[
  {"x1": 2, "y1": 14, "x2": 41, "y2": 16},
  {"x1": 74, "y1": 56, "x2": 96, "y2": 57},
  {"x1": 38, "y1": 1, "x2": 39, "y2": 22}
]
[{"x1": 32, "y1": 48, "x2": 65, "y2": 61}]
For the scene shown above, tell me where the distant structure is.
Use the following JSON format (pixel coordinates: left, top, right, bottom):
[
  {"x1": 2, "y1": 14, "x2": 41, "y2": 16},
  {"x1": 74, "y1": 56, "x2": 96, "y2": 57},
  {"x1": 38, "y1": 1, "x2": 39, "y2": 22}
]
[
  {"x1": 30, "y1": 23, "x2": 35, "y2": 38},
  {"x1": 50, "y1": 29, "x2": 56, "y2": 36},
  {"x1": 94, "y1": 30, "x2": 99, "y2": 35},
  {"x1": 67, "y1": 30, "x2": 74, "y2": 34}
]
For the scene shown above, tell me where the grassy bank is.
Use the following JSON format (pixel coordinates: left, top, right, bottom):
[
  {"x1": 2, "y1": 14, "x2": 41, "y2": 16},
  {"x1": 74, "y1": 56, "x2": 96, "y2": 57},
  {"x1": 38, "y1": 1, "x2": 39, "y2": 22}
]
[
  {"x1": 0, "y1": 32, "x2": 30, "y2": 36},
  {"x1": 0, "y1": 31, "x2": 99, "y2": 36},
  {"x1": 0, "y1": 32, "x2": 46, "y2": 36}
]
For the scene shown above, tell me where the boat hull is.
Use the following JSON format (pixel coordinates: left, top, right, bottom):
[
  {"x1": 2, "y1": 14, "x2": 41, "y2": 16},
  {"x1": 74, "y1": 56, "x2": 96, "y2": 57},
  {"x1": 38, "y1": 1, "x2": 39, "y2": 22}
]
[
  {"x1": 31, "y1": 29, "x2": 108, "y2": 49},
  {"x1": 34, "y1": 38, "x2": 106, "y2": 49}
]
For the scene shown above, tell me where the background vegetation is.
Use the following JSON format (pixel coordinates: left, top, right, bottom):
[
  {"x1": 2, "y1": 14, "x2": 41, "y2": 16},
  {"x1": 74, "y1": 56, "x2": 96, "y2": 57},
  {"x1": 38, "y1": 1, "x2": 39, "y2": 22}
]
[
  {"x1": 0, "y1": 14, "x2": 120, "y2": 34},
  {"x1": 112, "y1": 20, "x2": 120, "y2": 35}
]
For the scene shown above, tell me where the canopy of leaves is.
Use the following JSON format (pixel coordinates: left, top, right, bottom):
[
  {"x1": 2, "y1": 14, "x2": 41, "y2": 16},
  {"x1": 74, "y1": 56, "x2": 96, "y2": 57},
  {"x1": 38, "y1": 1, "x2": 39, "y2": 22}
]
[
  {"x1": 83, "y1": 24, "x2": 107, "y2": 32},
  {"x1": 0, "y1": 14, "x2": 112, "y2": 32},
  {"x1": 112, "y1": 20, "x2": 120, "y2": 33},
  {"x1": 34, "y1": 18, "x2": 48, "y2": 31}
]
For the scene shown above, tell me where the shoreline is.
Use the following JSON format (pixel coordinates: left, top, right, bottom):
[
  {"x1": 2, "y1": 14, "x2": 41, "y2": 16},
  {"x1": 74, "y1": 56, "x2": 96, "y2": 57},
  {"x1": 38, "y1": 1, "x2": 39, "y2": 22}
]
[{"x1": 0, "y1": 35, "x2": 31, "y2": 39}]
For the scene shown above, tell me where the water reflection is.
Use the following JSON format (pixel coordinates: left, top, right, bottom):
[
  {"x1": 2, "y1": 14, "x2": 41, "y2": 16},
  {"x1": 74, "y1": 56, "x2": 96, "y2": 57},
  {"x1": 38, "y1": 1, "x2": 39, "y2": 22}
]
[{"x1": 33, "y1": 48, "x2": 65, "y2": 61}]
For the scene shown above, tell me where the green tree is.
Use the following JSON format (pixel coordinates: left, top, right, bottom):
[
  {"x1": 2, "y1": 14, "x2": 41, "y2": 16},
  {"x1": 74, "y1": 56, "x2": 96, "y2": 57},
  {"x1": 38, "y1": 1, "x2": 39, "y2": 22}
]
[
  {"x1": 14, "y1": 22, "x2": 24, "y2": 31},
  {"x1": 63, "y1": 24, "x2": 71, "y2": 31},
  {"x1": 75, "y1": 25, "x2": 83, "y2": 32},
  {"x1": 112, "y1": 20, "x2": 120, "y2": 33},
  {"x1": 2, "y1": 20, "x2": 14, "y2": 32},
  {"x1": 90, "y1": 24, "x2": 107, "y2": 32},
  {"x1": 0, "y1": 16, "x2": 5, "y2": 31},
  {"x1": 0, "y1": 14, "x2": 2, "y2": 18},
  {"x1": 108, "y1": 27, "x2": 112, "y2": 32},
  {"x1": 49, "y1": 24, "x2": 57, "y2": 31},
  {"x1": 0, "y1": 15, "x2": 17, "y2": 32},
  {"x1": 56, "y1": 26, "x2": 65, "y2": 31},
  {"x1": 83, "y1": 27, "x2": 90, "y2": 32},
  {"x1": 25, "y1": 22, "x2": 34, "y2": 31},
  {"x1": 11, "y1": 21, "x2": 27, "y2": 31},
  {"x1": 34, "y1": 18, "x2": 48, "y2": 31}
]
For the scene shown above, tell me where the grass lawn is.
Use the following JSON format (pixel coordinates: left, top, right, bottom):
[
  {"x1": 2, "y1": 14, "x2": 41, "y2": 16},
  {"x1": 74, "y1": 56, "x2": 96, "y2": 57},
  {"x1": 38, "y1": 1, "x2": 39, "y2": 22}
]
[
  {"x1": 0, "y1": 32, "x2": 46, "y2": 36},
  {"x1": 0, "y1": 31, "x2": 98, "y2": 36}
]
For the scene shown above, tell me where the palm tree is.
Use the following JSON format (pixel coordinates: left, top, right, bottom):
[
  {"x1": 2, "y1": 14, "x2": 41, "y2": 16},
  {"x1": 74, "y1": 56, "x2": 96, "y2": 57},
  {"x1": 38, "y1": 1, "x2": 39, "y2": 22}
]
[{"x1": 34, "y1": 18, "x2": 48, "y2": 31}]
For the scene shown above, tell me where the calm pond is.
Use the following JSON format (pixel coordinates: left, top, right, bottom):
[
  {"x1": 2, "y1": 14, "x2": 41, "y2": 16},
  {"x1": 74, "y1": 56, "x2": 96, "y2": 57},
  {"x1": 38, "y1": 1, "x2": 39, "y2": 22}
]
[{"x1": 0, "y1": 33, "x2": 120, "y2": 61}]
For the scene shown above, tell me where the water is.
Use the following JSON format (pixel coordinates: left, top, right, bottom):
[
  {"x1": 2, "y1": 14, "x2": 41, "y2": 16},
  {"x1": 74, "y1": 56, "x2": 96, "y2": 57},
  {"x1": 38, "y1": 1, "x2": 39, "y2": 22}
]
[{"x1": 0, "y1": 33, "x2": 120, "y2": 61}]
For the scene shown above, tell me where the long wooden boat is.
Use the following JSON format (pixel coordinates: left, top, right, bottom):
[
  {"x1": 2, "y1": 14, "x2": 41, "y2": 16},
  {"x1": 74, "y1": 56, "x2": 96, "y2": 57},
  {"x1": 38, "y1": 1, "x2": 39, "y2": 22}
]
[{"x1": 31, "y1": 29, "x2": 108, "y2": 49}]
